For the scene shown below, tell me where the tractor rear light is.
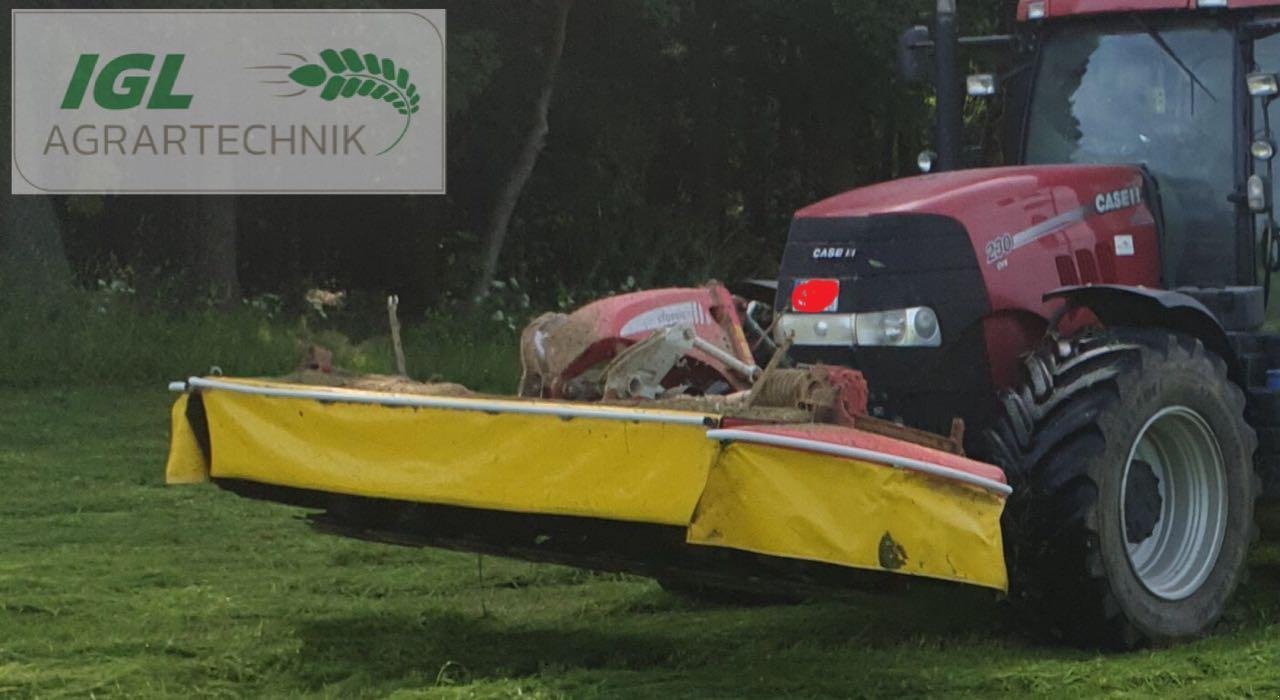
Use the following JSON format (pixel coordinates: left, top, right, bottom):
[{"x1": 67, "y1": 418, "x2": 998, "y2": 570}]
[{"x1": 1025, "y1": 1, "x2": 1046, "y2": 20}]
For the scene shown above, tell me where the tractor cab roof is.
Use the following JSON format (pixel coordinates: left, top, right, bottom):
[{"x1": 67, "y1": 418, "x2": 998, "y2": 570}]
[{"x1": 1016, "y1": 0, "x2": 1280, "y2": 22}]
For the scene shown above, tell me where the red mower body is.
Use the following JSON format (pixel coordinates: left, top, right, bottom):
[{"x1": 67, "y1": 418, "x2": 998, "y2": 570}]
[{"x1": 519, "y1": 283, "x2": 756, "y2": 400}]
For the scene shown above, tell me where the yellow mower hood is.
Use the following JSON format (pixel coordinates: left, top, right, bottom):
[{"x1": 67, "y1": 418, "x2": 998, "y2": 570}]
[{"x1": 167, "y1": 376, "x2": 1010, "y2": 591}]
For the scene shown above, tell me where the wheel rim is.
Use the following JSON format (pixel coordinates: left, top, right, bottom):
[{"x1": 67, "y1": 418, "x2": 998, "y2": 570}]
[{"x1": 1120, "y1": 406, "x2": 1228, "y2": 601}]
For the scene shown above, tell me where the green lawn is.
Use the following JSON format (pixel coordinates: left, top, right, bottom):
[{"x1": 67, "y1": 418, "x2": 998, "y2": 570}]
[{"x1": 2, "y1": 386, "x2": 1279, "y2": 698}]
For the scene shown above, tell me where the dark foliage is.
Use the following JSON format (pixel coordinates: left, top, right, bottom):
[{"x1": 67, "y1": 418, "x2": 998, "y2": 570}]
[{"x1": 2, "y1": 0, "x2": 1016, "y2": 320}]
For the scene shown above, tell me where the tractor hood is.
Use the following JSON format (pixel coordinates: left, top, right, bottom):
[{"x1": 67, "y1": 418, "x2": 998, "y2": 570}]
[
  {"x1": 789, "y1": 163, "x2": 1159, "y2": 316},
  {"x1": 777, "y1": 163, "x2": 1161, "y2": 434},
  {"x1": 797, "y1": 164, "x2": 1148, "y2": 229}
]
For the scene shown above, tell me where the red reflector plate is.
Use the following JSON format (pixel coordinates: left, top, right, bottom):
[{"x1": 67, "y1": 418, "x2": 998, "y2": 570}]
[{"x1": 791, "y1": 278, "x2": 839, "y2": 313}]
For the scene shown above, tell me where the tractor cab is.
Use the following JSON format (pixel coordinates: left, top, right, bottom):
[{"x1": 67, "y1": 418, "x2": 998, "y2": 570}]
[
  {"x1": 905, "y1": 0, "x2": 1280, "y2": 301},
  {"x1": 1023, "y1": 13, "x2": 1243, "y2": 289}
]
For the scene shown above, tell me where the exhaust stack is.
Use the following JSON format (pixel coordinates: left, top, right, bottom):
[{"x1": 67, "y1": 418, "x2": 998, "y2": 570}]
[{"x1": 933, "y1": 0, "x2": 962, "y2": 171}]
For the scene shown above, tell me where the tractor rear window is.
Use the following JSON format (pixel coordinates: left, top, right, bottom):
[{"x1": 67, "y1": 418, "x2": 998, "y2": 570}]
[{"x1": 1024, "y1": 19, "x2": 1236, "y2": 287}]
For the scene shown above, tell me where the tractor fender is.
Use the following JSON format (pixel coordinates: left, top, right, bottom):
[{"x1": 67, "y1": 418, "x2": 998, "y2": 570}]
[{"x1": 1043, "y1": 284, "x2": 1236, "y2": 377}]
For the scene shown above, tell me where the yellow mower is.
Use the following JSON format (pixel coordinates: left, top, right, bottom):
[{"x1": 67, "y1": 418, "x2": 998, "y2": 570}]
[{"x1": 166, "y1": 283, "x2": 1010, "y2": 602}]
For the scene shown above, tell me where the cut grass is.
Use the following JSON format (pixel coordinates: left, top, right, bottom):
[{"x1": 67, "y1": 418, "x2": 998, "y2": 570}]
[{"x1": 1, "y1": 385, "x2": 1279, "y2": 698}]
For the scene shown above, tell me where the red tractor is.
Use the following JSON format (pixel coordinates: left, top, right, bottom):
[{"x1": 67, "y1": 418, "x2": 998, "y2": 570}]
[{"x1": 772, "y1": 0, "x2": 1280, "y2": 645}]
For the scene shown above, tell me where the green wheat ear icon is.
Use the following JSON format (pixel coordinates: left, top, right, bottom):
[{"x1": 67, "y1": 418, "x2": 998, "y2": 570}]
[{"x1": 286, "y1": 49, "x2": 422, "y2": 155}]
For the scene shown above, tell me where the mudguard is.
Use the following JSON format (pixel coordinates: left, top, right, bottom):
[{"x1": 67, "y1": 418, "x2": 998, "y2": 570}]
[{"x1": 1045, "y1": 284, "x2": 1233, "y2": 365}]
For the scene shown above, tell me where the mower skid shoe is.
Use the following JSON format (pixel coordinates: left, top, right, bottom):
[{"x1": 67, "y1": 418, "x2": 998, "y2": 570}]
[{"x1": 166, "y1": 376, "x2": 1010, "y2": 592}]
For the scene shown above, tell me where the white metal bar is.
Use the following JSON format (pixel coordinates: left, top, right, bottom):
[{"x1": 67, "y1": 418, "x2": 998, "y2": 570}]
[
  {"x1": 705, "y1": 428, "x2": 1013, "y2": 495},
  {"x1": 181, "y1": 376, "x2": 714, "y2": 427},
  {"x1": 690, "y1": 336, "x2": 761, "y2": 380}
]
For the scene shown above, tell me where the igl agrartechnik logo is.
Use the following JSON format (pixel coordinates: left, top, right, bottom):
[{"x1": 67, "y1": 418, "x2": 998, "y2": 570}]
[
  {"x1": 42, "y1": 48, "x2": 422, "y2": 158},
  {"x1": 260, "y1": 49, "x2": 423, "y2": 155},
  {"x1": 13, "y1": 9, "x2": 445, "y2": 194}
]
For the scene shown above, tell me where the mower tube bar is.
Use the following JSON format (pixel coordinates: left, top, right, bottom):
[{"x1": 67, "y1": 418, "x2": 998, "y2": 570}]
[
  {"x1": 706, "y1": 428, "x2": 1011, "y2": 495},
  {"x1": 176, "y1": 376, "x2": 714, "y2": 426}
]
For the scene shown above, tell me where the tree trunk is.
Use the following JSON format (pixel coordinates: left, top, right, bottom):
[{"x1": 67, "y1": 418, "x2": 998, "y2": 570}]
[
  {"x1": 1, "y1": 197, "x2": 74, "y2": 297},
  {"x1": 470, "y1": 0, "x2": 574, "y2": 303},
  {"x1": 190, "y1": 196, "x2": 241, "y2": 309},
  {"x1": 0, "y1": 3, "x2": 73, "y2": 300}
]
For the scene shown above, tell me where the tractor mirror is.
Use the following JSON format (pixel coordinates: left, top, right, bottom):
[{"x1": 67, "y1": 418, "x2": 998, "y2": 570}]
[
  {"x1": 1248, "y1": 174, "x2": 1272, "y2": 212},
  {"x1": 897, "y1": 25, "x2": 932, "y2": 83},
  {"x1": 966, "y1": 73, "x2": 997, "y2": 96},
  {"x1": 1247, "y1": 72, "x2": 1279, "y2": 98}
]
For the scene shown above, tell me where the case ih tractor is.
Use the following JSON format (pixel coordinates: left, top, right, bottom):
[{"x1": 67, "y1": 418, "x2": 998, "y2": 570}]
[
  {"x1": 166, "y1": 0, "x2": 1280, "y2": 649},
  {"x1": 776, "y1": 0, "x2": 1280, "y2": 644}
]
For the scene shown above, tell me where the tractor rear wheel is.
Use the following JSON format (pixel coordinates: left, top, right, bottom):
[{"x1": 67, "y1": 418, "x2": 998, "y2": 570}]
[{"x1": 982, "y1": 329, "x2": 1258, "y2": 647}]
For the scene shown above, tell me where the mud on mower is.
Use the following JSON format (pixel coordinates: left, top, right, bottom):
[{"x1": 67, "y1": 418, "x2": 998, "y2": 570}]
[{"x1": 168, "y1": 0, "x2": 1280, "y2": 648}]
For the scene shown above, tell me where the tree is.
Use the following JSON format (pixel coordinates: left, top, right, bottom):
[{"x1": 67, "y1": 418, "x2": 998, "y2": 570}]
[
  {"x1": 188, "y1": 197, "x2": 241, "y2": 309},
  {"x1": 1, "y1": 198, "x2": 74, "y2": 297},
  {"x1": 470, "y1": 0, "x2": 574, "y2": 302},
  {"x1": 0, "y1": 4, "x2": 73, "y2": 298}
]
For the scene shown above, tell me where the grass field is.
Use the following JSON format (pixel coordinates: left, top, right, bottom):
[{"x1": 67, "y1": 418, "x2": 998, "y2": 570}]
[{"x1": 2, "y1": 385, "x2": 1280, "y2": 698}]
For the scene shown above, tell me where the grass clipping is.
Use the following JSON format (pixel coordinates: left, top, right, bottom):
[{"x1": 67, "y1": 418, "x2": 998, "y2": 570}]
[{"x1": 282, "y1": 345, "x2": 472, "y2": 397}]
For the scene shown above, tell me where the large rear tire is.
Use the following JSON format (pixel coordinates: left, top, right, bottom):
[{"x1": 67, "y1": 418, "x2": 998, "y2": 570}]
[{"x1": 982, "y1": 329, "x2": 1258, "y2": 647}]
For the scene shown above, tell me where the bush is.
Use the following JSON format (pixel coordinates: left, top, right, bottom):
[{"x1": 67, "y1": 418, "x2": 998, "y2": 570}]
[
  {"x1": 400, "y1": 310, "x2": 521, "y2": 393},
  {"x1": 0, "y1": 288, "x2": 520, "y2": 393}
]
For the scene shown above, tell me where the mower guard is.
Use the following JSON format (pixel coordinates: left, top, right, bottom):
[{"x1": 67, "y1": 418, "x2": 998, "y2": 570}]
[{"x1": 167, "y1": 377, "x2": 1011, "y2": 591}]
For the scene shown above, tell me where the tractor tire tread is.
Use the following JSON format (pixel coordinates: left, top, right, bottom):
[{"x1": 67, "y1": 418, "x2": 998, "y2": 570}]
[{"x1": 981, "y1": 328, "x2": 1258, "y2": 648}]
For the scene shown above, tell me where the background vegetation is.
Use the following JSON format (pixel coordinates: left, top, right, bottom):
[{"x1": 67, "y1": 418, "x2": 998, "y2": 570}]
[{"x1": 2, "y1": 0, "x2": 1011, "y2": 387}]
